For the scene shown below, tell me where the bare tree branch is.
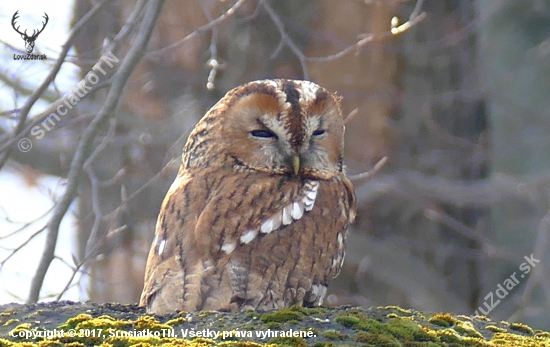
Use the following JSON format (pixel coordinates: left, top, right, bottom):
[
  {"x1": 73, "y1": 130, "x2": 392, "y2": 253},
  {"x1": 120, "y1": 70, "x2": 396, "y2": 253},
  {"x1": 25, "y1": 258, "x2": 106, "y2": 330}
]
[
  {"x1": 259, "y1": 0, "x2": 309, "y2": 79},
  {"x1": 27, "y1": 0, "x2": 168, "y2": 304},
  {"x1": 307, "y1": 12, "x2": 427, "y2": 63},
  {"x1": 56, "y1": 223, "x2": 127, "y2": 301},
  {"x1": 356, "y1": 171, "x2": 550, "y2": 208},
  {"x1": 349, "y1": 156, "x2": 388, "y2": 182},
  {"x1": 0, "y1": 205, "x2": 53, "y2": 240},
  {"x1": 0, "y1": 225, "x2": 47, "y2": 271},
  {"x1": 259, "y1": 0, "x2": 426, "y2": 78},
  {"x1": 0, "y1": 79, "x2": 113, "y2": 154},
  {"x1": 201, "y1": 0, "x2": 224, "y2": 90},
  {"x1": 506, "y1": 205, "x2": 550, "y2": 321},
  {"x1": 83, "y1": 119, "x2": 117, "y2": 255},
  {"x1": 0, "y1": 0, "x2": 109, "y2": 170},
  {"x1": 147, "y1": 0, "x2": 248, "y2": 58}
]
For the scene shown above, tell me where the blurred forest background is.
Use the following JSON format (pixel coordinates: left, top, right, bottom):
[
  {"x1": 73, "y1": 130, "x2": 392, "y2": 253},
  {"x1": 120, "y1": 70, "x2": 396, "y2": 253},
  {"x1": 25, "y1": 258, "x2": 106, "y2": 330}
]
[{"x1": 1, "y1": 0, "x2": 550, "y2": 331}]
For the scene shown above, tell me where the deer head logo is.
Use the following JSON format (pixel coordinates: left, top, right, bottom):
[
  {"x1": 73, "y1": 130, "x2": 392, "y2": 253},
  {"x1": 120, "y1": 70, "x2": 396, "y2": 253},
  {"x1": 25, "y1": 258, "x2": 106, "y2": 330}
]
[{"x1": 11, "y1": 11, "x2": 49, "y2": 54}]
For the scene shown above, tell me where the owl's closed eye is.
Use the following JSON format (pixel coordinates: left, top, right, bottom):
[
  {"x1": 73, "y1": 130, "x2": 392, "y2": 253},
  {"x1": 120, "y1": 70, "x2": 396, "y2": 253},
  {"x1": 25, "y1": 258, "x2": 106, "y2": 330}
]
[{"x1": 140, "y1": 79, "x2": 356, "y2": 314}]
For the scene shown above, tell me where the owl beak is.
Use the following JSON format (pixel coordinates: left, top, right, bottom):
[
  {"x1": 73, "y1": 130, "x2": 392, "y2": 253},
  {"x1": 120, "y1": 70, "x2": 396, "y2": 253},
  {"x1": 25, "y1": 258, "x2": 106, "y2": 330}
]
[{"x1": 292, "y1": 155, "x2": 300, "y2": 175}]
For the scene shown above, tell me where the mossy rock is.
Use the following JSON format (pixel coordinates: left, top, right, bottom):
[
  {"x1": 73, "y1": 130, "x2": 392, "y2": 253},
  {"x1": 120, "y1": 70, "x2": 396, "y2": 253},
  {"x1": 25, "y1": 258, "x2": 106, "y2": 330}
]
[{"x1": 0, "y1": 301, "x2": 548, "y2": 346}]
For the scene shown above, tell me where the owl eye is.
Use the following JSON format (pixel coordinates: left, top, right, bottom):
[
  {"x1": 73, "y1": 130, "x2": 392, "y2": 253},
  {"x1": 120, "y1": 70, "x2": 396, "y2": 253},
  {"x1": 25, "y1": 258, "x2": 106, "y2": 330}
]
[
  {"x1": 312, "y1": 129, "x2": 326, "y2": 136},
  {"x1": 250, "y1": 129, "x2": 278, "y2": 139}
]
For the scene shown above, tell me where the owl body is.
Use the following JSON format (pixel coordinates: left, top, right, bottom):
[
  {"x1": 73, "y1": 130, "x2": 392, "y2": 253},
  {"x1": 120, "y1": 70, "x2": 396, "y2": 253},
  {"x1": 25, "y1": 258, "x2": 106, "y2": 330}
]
[{"x1": 140, "y1": 79, "x2": 356, "y2": 313}]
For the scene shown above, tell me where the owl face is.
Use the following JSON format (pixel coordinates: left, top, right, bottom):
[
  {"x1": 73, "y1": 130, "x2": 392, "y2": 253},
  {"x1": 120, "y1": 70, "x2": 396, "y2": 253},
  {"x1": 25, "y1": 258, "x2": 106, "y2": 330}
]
[{"x1": 183, "y1": 79, "x2": 345, "y2": 180}]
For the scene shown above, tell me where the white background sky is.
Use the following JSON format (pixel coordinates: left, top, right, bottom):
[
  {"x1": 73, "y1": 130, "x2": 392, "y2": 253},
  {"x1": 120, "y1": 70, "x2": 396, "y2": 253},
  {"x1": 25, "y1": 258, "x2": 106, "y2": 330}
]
[{"x1": 0, "y1": 0, "x2": 85, "y2": 304}]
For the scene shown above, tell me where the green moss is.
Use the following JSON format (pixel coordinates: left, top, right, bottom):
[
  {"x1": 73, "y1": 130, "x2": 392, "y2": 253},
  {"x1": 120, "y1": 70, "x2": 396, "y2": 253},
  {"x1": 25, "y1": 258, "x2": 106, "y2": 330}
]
[
  {"x1": 379, "y1": 306, "x2": 413, "y2": 315},
  {"x1": 454, "y1": 322, "x2": 484, "y2": 339},
  {"x1": 266, "y1": 336, "x2": 307, "y2": 347},
  {"x1": 354, "y1": 331, "x2": 401, "y2": 346},
  {"x1": 265, "y1": 322, "x2": 282, "y2": 329},
  {"x1": 334, "y1": 315, "x2": 360, "y2": 328},
  {"x1": 260, "y1": 308, "x2": 304, "y2": 324},
  {"x1": 2, "y1": 304, "x2": 550, "y2": 346},
  {"x1": 8, "y1": 323, "x2": 33, "y2": 341},
  {"x1": 2, "y1": 319, "x2": 19, "y2": 327},
  {"x1": 198, "y1": 311, "x2": 216, "y2": 318},
  {"x1": 217, "y1": 330, "x2": 241, "y2": 341},
  {"x1": 491, "y1": 332, "x2": 547, "y2": 346},
  {"x1": 57, "y1": 314, "x2": 94, "y2": 330},
  {"x1": 286, "y1": 306, "x2": 328, "y2": 316},
  {"x1": 37, "y1": 342, "x2": 65, "y2": 347},
  {"x1": 321, "y1": 329, "x2": 347, "y2": 340},
  {"x1": 456, "y1": 315, "x2": 473, "y2": 322},
  {"x1": 335, "y1": 312, "x2": 443, "y2": 345},
  {"x1": 0, "y1": 338, "x2": 13, "y2": 346},
  {"x1": 218, "y1": 342, "x2": 263, "y2": 347},
  {"x1": 354, "y1": 317, "x2": 385, "y2": 333},
  {"x1": 485, "y1": 325, "x2": 506, "y2": 333},
  {"x1": 473, "y1": 315, "x2": 490, "y2": 321},
  {"x1": 535, "y1": 331, "x2": 550, "y2": 338},
  {"x1": 388, "y1": 318, "x2": 437, "y2": 342},
  {"x1": 508, "y1": 322, "x2": 534, "y2": 335},
  {"x1": 437, "y1": 329, "x2": 462, "y2": 344},
  {"x1": 428, "y1": 313, "x2": 458, "y2": 328},
  {"x1": 306, "y1": 328, "x2": 319, "y2": 336},
  {"x1": 459, "y1": 337, "x2": 491, "y2": 347},
  {"x1": 134, "y1": 315, "x2": 173, "y2": 331},
  {"x1": 435, "y1": 330, "x2": 491, "y2": 347},
  {"x1": 165, "y1": 316, "x2": 187, "y2": 326},
  {"x1": 259, "y1": 305, "x2": 326, "y2": 323}
]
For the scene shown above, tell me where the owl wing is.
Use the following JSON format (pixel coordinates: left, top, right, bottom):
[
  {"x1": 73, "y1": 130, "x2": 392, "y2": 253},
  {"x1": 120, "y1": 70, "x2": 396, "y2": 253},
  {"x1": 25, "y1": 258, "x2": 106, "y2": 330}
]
[
  {"x1": 140, "y1": 168, "x2": 297, "y2": 313},
  {"x1": 141, "y1": 168, "x2": 355, "y2": 313},
  {"x1": 139, "y1": 171, "x2": 209, "y2": 313}
]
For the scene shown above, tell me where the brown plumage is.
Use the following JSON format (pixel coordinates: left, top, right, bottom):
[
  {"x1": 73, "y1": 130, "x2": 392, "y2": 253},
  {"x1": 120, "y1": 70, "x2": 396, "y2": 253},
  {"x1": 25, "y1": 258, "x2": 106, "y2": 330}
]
[{"x1": 140, "y1": 79, "x2": 356, "y2": 314}]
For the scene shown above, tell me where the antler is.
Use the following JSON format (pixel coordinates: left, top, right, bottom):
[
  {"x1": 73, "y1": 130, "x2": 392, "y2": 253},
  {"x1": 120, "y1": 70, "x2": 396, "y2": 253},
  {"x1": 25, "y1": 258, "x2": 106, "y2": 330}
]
[
  {"x1": 11, "y1": 11, "x2": 49, "y2": 40},
  {"x1": 11, "y1": 10, "x2": 25, "y2": 36},
  {"x1": 29, "y1": 13, "x2": 49, "y2": 39},
  {"x1": 38, "y1": 13, "x2": 48, "y2": 36}
]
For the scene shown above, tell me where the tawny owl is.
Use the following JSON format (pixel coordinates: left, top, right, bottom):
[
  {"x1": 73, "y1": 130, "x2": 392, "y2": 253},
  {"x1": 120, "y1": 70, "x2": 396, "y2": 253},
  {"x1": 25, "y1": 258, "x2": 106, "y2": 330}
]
[{"x1": 140, "y1": 79, "x2": 356, "y2": 314}]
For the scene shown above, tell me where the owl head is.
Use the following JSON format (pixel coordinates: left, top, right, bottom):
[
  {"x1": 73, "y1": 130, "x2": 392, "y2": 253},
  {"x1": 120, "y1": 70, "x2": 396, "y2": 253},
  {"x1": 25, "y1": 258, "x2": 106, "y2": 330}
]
[{"x1": 182, "y1": 79, "x2": 345, "y2": 180}]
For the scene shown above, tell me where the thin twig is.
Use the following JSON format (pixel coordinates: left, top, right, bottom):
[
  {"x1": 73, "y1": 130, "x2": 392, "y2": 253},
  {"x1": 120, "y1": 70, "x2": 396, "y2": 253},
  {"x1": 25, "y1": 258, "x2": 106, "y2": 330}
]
[
  {"x1": 0, "y1": 70, "x2": 59, "y2": 104},
  {"x1": 259, "y1": 0, "x2": 309, "y2": 79},
  {"x1": 0, "y1": 109, "x2": 19, "y2": 120},
  {"x1": 344, "y1": 108, "x2": 359, "y2": 125},
  {"x1": 55, "y1": 224, "x2": 127, "y2": 301},
  {"x1": 409, "y1": 0, "x2": 425, "y2": 21},
  {"x1": 507, "y1": 206, "x2": 550, "y2": 320},
  {"x1": 349, "y1": 156, "x2": 388, "y2": 181},
  {"x1": 105, "y1": 0, "x2": 148, "y2": 57},
  {"x1": 83, "y1": 119, "x2": 117, "y2": 255},
  {"x1": 0, "y1": 225, "x2": 47, "y2": 271},
  {"x1": 0, "y1": 205, "x2": 54, "y2": 240},
  {"x1": 201, "y1": 0, "x2": 224, "y2": 90},
  {"x1": 0, "y1": 79, "x2": 113, "y2": 153},
  {"x1": 147, "y1": 0, "x2": 248, "y2": 58},
  {"x1": 424, "y1": 208, "x2": 497, "y2": 255},
  {"x1": 308, "y1": 12, "x2": 427, "y2": 63},
  {"x1": 104, "y1": 158, "x2": 178, "y2": 222}
]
